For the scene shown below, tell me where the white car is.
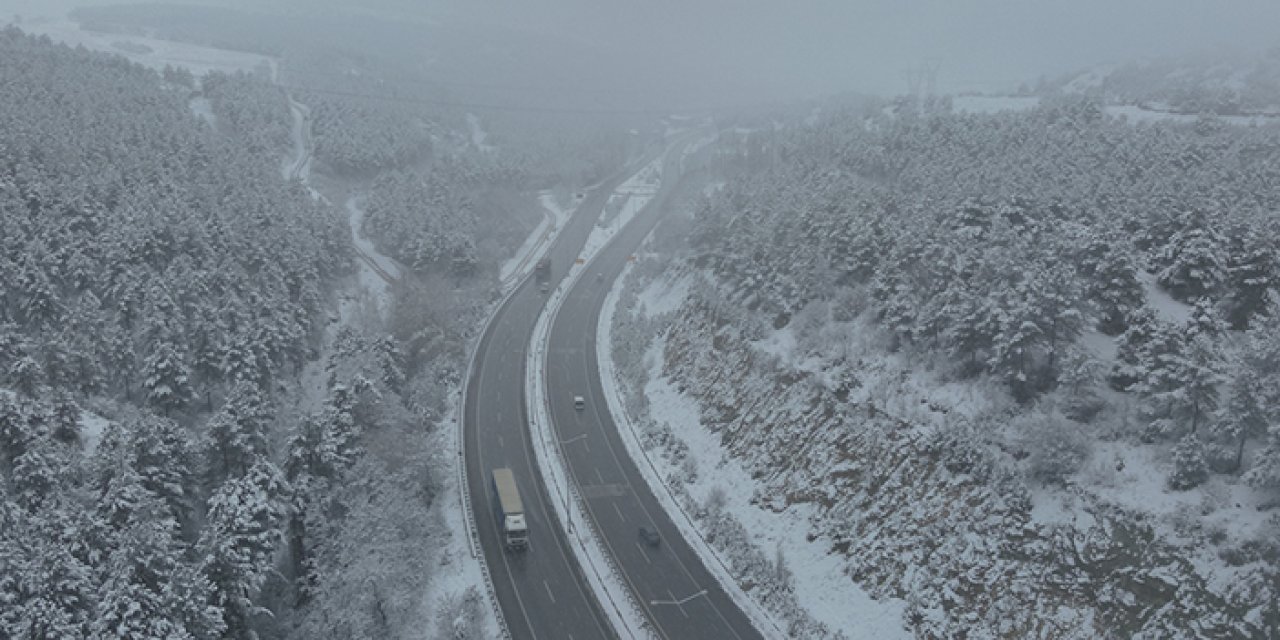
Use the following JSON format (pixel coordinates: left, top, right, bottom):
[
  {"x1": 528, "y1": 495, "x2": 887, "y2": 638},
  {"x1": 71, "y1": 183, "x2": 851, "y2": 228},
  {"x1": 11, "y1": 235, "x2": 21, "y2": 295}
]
[{"x1": 573, "y1": 395, "x2": 585, "y2": 409}]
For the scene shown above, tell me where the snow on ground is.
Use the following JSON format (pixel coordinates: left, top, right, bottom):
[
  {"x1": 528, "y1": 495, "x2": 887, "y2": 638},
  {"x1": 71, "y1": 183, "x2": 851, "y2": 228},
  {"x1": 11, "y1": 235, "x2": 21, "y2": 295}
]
[
  {"x1": 602, "y1": 269, "x2": 910, "y2": 639},
  {"x1": 465, "y1": 113, "x2": 494, "y2": 153},
  {"x1": 951, "y1": 95, "x2": 1040, "y2": 114},
  {"x1": 423, "y1": 401, "x2": 499, "y2": 639},
  {"x1": 79, "y1": 410, "x2": 111, "y2": 455},
  {"x1": 344, "y1": 196, "x2": 400, "y2": 319},
  {"x1": 635, "y1": 272, "x2": 691, "y2": 318},
  {"x1": 1085, "y1": 440, "x2": 1273, "y2": 541},
  {"x1": 20, "y1": 18, "x2": 276, "y2": 78},
  {"x1": 1080, "y1": 329, "x2": 1119, "y2": 365},
  {"x1": 1137, "y1": 270, "x2": 1193, "y2": 326}
]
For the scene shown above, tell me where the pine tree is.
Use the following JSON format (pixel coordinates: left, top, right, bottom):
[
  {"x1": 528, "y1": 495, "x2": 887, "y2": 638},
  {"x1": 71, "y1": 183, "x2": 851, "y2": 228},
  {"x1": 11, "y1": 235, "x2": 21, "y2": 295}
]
[
  {"x1": 1212, "y1": 367, "x2": 1267, "y2": 474},
  {"x1": 93, "y1": 471, "x2": 224, "y2": 640},
  {"x1": 1157, "y1": 224, "x2": 1227, "y2": 302},
  {"x1": 1087, "y1": 242, "x2": 1146, "y2": 336},
  {"x1": 1169, "y1": 433, "x2": 1209, "y2": 490},
  {"x1": 205, "y1": 381, "x2": 273, "y2": 482},
  {"x1": 198, "y1": 459, "x2": 290, "y2": 638},
  {"x1": 142, "y1": 340, "x2": 194, "y2": 416},
  {"x1": 1222, "y1": 226, "x2": 1276, "y2": 330}
]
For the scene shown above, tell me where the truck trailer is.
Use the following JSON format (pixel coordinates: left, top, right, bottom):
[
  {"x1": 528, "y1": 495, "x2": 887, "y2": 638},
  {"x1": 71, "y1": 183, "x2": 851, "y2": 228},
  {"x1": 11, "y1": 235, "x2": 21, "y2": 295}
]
[{"x1": 492, "y1": 468, "x2": 529, "y2": 549}]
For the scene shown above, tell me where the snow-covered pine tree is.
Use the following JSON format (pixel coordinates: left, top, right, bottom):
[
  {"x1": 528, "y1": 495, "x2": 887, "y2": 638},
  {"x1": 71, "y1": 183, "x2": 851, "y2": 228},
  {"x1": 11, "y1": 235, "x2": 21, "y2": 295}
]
[
  {"x1": 198, "y1": 459, "x2": 290, "y2": 637},
  {"x1": 1157, "y1": 223, "x2": 1227, "y2": 302},
  {"x1": 142, "y1": 340, "x2": 194, "y2": 416},
  {"x1": 1169, "y1": 433, "x2": 1210, "y2": 490},
  {"x1": 205, "y1": 381, "x2": 273, "y2": 483},
  {"x1": 1222, "y1": 225, "x2": 1277, "y2": 330}
]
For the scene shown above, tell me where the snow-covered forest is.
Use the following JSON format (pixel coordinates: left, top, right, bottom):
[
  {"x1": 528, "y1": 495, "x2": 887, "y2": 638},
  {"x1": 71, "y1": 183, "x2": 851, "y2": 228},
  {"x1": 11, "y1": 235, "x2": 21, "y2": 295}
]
[
  {"x1": 608, "y1": 94, "x2": 1280, "y2": 637},
  {"x1": 0, "y1": 25, "x2": 514, "y2": 637}
]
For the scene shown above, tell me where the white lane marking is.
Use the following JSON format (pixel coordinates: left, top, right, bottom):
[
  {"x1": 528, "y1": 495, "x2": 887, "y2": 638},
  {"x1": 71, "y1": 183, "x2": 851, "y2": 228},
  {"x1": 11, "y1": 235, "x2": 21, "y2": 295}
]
[
  {"x1": 669, "y1": 589, "x2": 690, "y2": 619},
  {"x1": 544, "y1": 580, "x2": 556, "y2": 603},
  {"x1": 636, "y1": 542, "x2": 651, "y2": 564},
  {"x1": 612, "y1": 502, "x2": 626, "y2": 522},
  {"x1": 595, "y1": 467, "x2": 605, "y2": 484},
  {"x1": 568, "y1": 277, "x2": 751, "y2": 640}
]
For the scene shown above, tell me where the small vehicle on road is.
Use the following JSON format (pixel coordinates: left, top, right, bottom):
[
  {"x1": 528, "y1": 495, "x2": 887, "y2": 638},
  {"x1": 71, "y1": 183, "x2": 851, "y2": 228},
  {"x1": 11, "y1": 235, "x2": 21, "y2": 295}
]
[
  {"x1": 573, "y1": 395, "x2": 585, "y2": 409},
  {"x1": 639, "y1": 525, "x2": 661, "y2": 547}
]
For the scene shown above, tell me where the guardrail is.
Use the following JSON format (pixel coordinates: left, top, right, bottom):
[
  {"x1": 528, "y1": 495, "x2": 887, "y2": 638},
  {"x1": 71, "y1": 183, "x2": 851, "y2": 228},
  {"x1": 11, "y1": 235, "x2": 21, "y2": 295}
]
[
  {"x1": 596, "y1": 285, "x2": 788, "y2": 639},
  {"x1": 456, "y1": 279, "x2": 526, "y2": 640}
]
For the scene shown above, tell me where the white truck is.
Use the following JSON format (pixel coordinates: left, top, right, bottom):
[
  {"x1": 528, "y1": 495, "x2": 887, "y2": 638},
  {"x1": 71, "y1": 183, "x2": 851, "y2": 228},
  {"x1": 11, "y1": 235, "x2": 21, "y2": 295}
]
[{"x1": 492, "y1": 468, "x2": 529, "y2": 549}]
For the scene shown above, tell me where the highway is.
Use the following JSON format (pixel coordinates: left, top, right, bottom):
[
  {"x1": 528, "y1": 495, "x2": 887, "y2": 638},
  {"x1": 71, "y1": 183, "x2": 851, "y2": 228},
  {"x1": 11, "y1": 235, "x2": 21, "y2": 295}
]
[
  {"x1": 463, "y1": 129, "x2": 763, "y2": 640},
  {"x1": 541, "y1": 139, "x2": 764, "y2": 640},
  {"x1": 463, "y1": 148, "x2": 662, "y2": 639}
]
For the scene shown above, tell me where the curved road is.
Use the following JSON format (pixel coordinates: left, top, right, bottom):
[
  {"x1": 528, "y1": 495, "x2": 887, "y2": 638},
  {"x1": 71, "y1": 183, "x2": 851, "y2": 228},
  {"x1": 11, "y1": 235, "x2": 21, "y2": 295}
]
[
  {"x1": 542, "y1": 140, "x2": 763, "y2": 639},
  {"x1": 466, "y1": 132, "x2": 763, "y2": 639},
  {"x1": 464, "y1": 147, "x2": 664, "y2": 639}
]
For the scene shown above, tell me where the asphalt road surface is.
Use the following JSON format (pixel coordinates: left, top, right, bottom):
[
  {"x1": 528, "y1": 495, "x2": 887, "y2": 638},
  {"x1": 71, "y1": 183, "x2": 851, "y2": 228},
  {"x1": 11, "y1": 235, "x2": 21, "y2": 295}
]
[
  {"x1": 464, "y1": 146, "x2": 662, "y2": 640},
  {"x1": 542, "y1": 138, "x2": 764, "y2": 640},
  {"x1": 465, "y1": 131, "x2": 762, "y2": 640}
]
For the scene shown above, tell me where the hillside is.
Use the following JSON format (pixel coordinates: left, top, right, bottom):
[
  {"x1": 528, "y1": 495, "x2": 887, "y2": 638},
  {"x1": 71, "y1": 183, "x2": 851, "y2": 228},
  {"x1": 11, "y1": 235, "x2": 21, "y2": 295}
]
[
  {"x1": 1049, "y1": 49, "x2": 1280, "y2": 116},
  {"x1": 605, "y1": 98, "x2": 1280, "y2": 637}
]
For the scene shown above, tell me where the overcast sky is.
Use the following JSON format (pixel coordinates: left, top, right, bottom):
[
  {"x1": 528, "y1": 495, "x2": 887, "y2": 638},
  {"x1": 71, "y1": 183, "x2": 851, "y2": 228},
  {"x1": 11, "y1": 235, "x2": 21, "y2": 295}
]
[
  {"x1": 7, "y1": 0, "x2": 1280, "y2": 104},
  {"x1": 461, "y1": 0, "x2": 1280, "y2": 97}
]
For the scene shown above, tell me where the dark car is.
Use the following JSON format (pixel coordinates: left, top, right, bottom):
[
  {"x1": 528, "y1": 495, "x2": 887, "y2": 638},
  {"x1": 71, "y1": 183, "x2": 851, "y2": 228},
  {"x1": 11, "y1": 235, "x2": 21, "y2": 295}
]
[{"x1": 639, "y1": 525, "x2": 661, "y2": 547}]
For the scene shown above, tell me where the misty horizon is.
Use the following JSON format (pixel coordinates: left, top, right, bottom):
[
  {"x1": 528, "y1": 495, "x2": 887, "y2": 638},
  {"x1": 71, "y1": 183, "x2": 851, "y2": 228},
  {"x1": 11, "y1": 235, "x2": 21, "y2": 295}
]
[{"x1": 4, "y1": 0, "x2": 1280, "y2": 110}]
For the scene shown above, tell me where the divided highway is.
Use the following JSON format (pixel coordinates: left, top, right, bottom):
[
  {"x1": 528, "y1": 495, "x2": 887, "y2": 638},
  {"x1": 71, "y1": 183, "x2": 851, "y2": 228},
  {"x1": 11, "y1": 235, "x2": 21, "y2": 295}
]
[
  {"x1": 542, "y1": 142, "x2": 764, "y2": 639},
  {"x1": 463, "y1": 145, "x2": 666, "y2": 639},
  {"x1": 463, "y1": 132, "x2": 764, "y2": 639}
]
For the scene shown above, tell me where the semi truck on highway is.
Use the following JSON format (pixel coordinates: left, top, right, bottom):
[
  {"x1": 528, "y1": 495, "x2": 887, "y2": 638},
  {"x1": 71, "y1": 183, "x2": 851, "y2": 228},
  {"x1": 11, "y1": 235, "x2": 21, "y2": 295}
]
[
  {"x1": 492, "y1": 468, "x2": 529, "y2": 549},
  {"x1": 535, "y1": 257, "x2": 551, "y2": 292}
]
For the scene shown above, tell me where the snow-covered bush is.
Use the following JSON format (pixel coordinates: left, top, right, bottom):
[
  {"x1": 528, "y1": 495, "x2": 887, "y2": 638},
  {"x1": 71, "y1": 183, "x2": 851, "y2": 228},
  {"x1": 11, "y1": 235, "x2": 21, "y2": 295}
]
[{"x1": 1020, "y1": 410, "x2": 1092, "y2": 483}]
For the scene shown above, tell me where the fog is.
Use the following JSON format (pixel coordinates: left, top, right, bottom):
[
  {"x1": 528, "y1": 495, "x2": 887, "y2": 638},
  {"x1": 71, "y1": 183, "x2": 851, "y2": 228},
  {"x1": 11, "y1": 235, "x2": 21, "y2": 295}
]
[{"x1": 6, "y1": 0, "x2": 1280, "y2": 109}]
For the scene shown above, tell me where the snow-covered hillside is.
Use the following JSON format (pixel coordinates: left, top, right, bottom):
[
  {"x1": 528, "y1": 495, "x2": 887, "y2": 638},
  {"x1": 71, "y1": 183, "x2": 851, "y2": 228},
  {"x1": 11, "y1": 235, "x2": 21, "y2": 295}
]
[{"x1": 598, "y1": 98, "x2": 1280, "y2": 637}]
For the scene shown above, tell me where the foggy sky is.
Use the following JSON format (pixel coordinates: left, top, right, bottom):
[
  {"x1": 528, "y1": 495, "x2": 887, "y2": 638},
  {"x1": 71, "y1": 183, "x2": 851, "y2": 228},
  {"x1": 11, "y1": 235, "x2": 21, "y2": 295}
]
[
  {"x1": 7, "y1": 0, "x2": 1280, "y2": 105},
  {"x1": 459, "y1": 0, "x2": 1280, "y2": 97}
]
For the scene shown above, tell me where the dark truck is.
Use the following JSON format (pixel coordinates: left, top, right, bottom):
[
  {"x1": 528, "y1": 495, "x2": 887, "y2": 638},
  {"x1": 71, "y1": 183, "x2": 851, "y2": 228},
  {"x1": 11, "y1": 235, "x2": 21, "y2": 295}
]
[{"x1": 535, "y1": 257, "x2": 551, "y2": 292}]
